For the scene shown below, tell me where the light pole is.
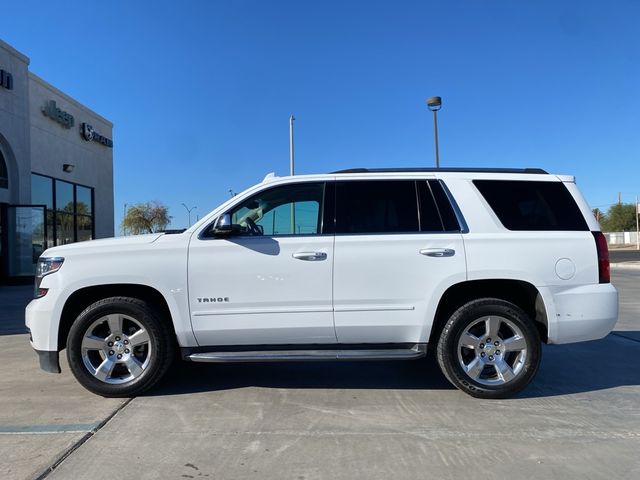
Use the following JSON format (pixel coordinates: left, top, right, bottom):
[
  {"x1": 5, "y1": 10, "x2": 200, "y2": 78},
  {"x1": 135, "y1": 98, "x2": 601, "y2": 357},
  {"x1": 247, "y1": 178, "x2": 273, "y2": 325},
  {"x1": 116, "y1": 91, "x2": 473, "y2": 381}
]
[
  {"x1": 289, "y1": 114, "x2": 295, "y2": 176},
  {"x1": 123, "y1": 203, "x2": 128, "y2": 236},
  {"x1": 636, "y1": 195, "x2": 640, "y2": 250},
  {"x1": 181, "y1": 203, "x2": 197, "y2": 227},
  {"x1": 426, "y1": 96, "x2": 442, "y2": 168},
  {"x1": 289, "y1": 114, "x2": 296, "y2": 233}
]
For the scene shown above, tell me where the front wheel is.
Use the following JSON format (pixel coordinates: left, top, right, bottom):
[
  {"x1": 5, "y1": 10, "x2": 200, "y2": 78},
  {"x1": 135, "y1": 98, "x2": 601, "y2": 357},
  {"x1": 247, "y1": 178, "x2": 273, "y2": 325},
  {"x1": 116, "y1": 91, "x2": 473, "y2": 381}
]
[
  {"x1": 436, "y1": 298, "x2": 541, "y2": 399},
  {"x1": 66, "y1": 297, "x2": 175, "y2": 397}
]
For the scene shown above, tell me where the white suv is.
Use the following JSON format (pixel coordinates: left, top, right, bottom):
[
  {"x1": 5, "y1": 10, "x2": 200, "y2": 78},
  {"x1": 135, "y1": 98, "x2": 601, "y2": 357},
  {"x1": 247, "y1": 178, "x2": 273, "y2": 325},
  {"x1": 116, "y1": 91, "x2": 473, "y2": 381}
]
[{"x1": 25, "y1": 168, "x2": 618, "y2": 399}]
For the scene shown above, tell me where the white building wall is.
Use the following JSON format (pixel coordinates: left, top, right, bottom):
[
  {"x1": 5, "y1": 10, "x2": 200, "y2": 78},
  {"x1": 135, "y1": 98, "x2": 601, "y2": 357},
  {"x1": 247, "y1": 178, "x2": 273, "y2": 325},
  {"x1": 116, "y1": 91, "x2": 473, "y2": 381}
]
[
  {"x1": 28, "y1": 73, "x2": 114, "y2": 238},
  {"x1": 0, "y1": 40, "x2": 31, "y2": 206}
]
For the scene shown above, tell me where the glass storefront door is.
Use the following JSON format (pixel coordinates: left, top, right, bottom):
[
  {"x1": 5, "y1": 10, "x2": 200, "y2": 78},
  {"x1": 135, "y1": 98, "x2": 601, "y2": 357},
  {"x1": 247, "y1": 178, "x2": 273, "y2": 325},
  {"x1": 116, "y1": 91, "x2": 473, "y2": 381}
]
[{"x1": 1, "y1": 205, "x2": 46, "y2": 279}]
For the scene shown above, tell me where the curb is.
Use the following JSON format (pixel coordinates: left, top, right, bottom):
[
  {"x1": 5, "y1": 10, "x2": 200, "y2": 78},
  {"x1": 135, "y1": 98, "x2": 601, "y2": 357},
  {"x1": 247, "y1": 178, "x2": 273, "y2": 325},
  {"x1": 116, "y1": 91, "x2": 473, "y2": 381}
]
[{"x1": 611, "y1": 262, "x2": 640, "y2": 270}]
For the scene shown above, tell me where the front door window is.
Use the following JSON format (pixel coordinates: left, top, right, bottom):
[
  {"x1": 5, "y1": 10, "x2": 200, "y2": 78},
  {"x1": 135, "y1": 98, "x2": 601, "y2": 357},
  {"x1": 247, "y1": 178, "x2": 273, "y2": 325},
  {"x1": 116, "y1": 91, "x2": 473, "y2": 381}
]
[{"x1": 229, "y1": 183, "x2": 325, "y2": 236}]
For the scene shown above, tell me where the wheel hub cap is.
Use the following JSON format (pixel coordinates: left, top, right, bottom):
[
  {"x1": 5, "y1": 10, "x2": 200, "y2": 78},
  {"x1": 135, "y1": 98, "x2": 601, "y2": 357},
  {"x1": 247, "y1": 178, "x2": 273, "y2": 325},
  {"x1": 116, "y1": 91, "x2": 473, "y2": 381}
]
[
  {"x1": 456, "y1": 315, "x2": 528, "y2": 386},
  {"x1": 80, "y1": 313, "x2": 152, "y2": 385},
  {"x1": 113, "y1": 340, "x2": 126, "y2": 354},
  {"x1": 483, "y1": 344, "x2": 497, "y2": 356}
]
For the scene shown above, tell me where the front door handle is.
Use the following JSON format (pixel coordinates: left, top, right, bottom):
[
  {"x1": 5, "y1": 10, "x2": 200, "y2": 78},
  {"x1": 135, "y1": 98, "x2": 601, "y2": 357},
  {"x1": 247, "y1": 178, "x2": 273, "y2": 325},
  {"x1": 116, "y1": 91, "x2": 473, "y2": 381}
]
[
  {"x1": 292, "y1": 251, "x2": 327, "y2": 261},
  {"x1": 420, "y1": 248, "x2": 455, "y2": 257}
]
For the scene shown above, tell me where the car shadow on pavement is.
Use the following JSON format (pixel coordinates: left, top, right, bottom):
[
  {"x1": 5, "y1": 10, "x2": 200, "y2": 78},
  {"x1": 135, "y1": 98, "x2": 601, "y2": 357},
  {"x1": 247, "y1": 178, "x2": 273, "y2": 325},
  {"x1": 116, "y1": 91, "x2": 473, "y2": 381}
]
[
  {"x1": 148, "y1": 331, "x2": 640, "y2": 398},
  {"x1": 149, "y1": 356, "x2": 455, "y2": 396},
  {"x1": 521, "y1": 331, "x2": 640, "y2": 398}
]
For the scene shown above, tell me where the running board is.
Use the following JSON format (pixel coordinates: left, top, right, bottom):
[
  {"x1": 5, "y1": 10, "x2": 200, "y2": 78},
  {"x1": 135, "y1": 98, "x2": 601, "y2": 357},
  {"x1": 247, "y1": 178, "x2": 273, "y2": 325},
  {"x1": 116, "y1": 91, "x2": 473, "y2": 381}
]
[{"x1": 187, "y1": 344, "x2": 426, "y2": 363}]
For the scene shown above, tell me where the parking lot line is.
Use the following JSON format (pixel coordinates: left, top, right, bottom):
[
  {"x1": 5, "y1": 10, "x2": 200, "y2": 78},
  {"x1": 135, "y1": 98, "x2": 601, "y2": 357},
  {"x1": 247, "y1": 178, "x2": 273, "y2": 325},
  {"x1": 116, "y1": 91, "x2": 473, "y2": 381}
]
[{"x1": 0, "y1": 423, "x2": 100, "y2": 434}]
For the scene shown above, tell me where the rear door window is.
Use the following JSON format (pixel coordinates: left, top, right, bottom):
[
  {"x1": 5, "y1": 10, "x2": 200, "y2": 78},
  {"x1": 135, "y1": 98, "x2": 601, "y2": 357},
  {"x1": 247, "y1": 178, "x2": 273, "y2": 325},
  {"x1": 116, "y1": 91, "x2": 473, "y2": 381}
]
[
  {"x1": 426, "y1": 180, "x2": 461, "y2": 232},
  {"x1": 473, "y1": 180, "x2": 588, "y2": 231},
  {"x1": 335, "y1": 181, "x2": 419, "y2": 234}
]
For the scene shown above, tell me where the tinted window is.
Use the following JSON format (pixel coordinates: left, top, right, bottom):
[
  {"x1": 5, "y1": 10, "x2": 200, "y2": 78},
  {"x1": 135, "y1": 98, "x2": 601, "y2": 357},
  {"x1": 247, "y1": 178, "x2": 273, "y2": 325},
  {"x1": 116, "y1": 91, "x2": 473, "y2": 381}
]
[
  {"x1": 417, "y1": 181, "x2": 445, "y2": 231},
  {"x1": 31, "y1": 174, "x2": 53, "y2": 210},
  {"x1": 474, "y1": 180, "x2": 588, "y2": 231},
  {"x1": 229, "y1": 182, "x2": 324, "y2": 236},
  {"x1": 429, "y1": 180, "x2": 460, "y2": 231},
  {"x1": 55, "y1": 180, "x2": 74, "y2": 214},
  {"x1": 76, "y1": 186, "x2": 93, "y2": 215},
  {"x1": 336, "y1": 181, "x2": 419, "y2": 234}
]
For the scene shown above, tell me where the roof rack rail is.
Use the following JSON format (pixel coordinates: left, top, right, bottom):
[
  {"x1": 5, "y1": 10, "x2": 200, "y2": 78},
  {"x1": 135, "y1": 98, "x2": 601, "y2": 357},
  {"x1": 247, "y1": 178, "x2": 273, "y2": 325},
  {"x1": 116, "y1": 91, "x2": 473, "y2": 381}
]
[{"x1": 330, "y1": 167, "x2": 548, "y2": 174}]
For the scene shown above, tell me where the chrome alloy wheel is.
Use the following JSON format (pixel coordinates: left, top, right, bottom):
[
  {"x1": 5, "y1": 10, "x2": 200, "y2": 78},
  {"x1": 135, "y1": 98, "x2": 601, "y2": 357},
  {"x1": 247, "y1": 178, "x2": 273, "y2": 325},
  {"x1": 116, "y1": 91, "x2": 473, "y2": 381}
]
[
  {"x1": 456, "y1": 315, "x2": 528, "y2": 386},
  {"x1": 80, "y1": 313, "x2": 151, "y2": 384}
]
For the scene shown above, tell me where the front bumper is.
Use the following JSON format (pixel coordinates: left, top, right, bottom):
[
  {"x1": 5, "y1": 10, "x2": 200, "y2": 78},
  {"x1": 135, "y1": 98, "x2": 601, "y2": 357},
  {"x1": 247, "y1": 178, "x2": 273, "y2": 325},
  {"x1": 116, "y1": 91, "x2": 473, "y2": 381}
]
[
  {"x1": 25, "y1": 291, "x2": 59, "y2": 352},
  {"x1": 544, "y1": 283, "x2": 619, "y2": 344},
  {"x1": 34, "y1": 349, "x2": 61, "y2": 373},
  {"x1": 26, "y1": 290, "x2": 63, "y2": 373}
]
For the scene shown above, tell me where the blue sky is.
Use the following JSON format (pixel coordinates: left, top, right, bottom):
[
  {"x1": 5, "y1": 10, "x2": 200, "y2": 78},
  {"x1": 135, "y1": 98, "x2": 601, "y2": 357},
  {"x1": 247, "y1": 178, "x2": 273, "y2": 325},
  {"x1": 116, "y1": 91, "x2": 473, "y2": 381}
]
[{"x1": 2, "y1": 0, "x2": 639, "y2": 230}]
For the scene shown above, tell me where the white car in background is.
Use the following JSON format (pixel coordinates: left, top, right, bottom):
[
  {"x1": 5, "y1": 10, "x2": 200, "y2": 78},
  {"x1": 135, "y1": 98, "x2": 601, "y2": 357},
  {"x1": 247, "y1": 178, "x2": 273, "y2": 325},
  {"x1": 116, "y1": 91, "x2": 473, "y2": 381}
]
[{"x1": 26, "y1": 167, "x2": 618, "y2": 399}]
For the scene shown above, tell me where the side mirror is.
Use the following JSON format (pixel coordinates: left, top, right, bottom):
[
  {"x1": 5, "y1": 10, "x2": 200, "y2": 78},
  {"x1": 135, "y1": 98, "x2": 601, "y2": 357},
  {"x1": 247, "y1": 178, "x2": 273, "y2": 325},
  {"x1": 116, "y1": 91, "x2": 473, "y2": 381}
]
[
  {"x1": 213, "y1": 213, "x2": 233, "y2": 235},
  {"x1": 212, "y1": 213, "x2": 243, "y2": 237}
]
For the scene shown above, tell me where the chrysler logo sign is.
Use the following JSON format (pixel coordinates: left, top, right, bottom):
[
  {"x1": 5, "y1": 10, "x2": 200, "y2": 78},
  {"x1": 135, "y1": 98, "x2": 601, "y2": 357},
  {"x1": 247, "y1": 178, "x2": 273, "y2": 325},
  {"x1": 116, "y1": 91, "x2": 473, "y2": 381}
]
[{"x1": 81, "y1": 123, "x2": 113, "y2": 148}]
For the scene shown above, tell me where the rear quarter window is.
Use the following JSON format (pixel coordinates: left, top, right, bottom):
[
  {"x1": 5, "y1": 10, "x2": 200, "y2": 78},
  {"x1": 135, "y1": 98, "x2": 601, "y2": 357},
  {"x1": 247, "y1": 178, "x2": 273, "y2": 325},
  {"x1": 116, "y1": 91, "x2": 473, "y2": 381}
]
[{"x1": 473, "y1": 180, "x2": 588, "y2": 231}]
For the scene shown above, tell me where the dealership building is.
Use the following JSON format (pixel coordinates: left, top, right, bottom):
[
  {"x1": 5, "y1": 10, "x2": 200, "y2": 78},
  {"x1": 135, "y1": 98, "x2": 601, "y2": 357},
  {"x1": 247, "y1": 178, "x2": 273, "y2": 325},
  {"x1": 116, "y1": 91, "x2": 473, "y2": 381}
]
[{"x1": 0, "y1": 39, "x2": 114, "y2": 283}]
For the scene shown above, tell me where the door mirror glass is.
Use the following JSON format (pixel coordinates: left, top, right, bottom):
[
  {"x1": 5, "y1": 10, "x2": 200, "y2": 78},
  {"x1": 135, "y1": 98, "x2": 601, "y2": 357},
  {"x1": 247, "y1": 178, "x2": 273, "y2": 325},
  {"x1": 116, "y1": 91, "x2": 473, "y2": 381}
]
[{"x1": 213, "y1": 213, "x2": 236, "y2": 235}]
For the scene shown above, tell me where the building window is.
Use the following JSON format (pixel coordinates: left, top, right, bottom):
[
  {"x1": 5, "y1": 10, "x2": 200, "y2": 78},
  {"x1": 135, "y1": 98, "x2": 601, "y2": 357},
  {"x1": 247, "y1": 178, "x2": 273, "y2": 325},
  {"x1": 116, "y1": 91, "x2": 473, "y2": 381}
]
[
  {"x1": 0, "y1": 150, "x2": 8, "y2": 189},
  {"x1": 31, "y1": 174, "x2": 54, "y2": 249},
  {"x1": 31, "y1": 173, "x2": 95, "y2": 247},
  {"x1": 76, "y1": 185, "x2": 93, "y2": 242}
]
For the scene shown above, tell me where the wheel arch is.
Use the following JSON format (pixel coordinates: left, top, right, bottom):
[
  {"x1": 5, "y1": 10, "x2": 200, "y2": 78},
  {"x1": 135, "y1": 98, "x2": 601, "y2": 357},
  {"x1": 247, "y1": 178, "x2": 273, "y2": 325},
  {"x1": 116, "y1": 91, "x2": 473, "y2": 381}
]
[
  {"x1": 429, "y1": 279, "x2": 548, "y2": 346},
  {"x1": 58, "y1": 284, "x2": 177, "y2": 351}
]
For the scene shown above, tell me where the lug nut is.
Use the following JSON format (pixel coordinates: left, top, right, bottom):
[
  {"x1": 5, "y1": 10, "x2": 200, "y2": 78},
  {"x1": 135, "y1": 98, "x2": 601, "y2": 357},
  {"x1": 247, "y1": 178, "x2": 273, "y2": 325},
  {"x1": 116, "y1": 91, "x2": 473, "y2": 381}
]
[
  {"x1": 117, "y1": 354, "x2": 122, "y2": 359},
  {"x1": 125, "y1": 349, "x2": 130, "y2": 354},
  {"x1": 489, "y1": 355, "x2": 494, "y2": 361},
  {"x1": 486, "y1": 338, "x2": 492, "y2": 343},
  {"x1": 479, "y1": 343, "x2": 485, "y2": 349},
  {"x1": 496, "y1": 350, "x2": 501, "y2": 355},
  {"x1": 109, "y1": 350, "x2": 114, "y2": 355},
  {"x1": 494, "y1": 341, "x2": 500, "y2": 346},
  {"x1": 481, "y1": 352, "x2": 486, "y2": 357},
  {"x1": 124, "y1": 340, "x2": 129, "y2": 345},
  {"x1": 115, "y1": 336, "x2": 121, "y2": 341},
  {"x1": 108, "y1": 342, "x2": 113, "y2": 347}
]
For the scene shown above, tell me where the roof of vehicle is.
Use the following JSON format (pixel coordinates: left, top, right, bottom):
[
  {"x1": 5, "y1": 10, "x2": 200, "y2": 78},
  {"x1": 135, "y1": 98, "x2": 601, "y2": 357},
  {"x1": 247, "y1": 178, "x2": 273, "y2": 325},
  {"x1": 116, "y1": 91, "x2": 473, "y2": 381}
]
[{"x1": 330, "y1": 167, "x2": 548, "y2": 174}]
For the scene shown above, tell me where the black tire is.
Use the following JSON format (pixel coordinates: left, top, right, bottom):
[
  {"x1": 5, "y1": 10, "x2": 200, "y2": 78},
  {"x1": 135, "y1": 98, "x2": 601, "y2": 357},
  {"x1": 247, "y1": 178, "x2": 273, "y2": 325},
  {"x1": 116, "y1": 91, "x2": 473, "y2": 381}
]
[
  {"x1": 66, "y1": 297, "x2": 175, "y2": 397},
  {"x1": 436, "y1": 298, "x2": 541, "y2": 399}
]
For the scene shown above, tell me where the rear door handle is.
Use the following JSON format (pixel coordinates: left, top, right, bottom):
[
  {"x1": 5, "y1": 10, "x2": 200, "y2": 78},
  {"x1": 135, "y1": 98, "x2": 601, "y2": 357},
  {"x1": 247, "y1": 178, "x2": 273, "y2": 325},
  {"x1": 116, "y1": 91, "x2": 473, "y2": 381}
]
[
  {"x1": 292, "y1": 251, "x2": 327, "y2": 261},
  {"x1": 420, "y1": 248, "x2": 455, "y2": 257}
]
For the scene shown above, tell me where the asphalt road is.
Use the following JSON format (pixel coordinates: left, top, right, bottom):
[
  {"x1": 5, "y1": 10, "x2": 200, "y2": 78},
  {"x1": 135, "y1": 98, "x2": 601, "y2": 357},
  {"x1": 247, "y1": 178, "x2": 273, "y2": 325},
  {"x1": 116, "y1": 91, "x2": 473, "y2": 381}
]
[
  {"x1": 1, "y1": 270, "x2": 639, "y2": 480},
  {"x1": 610, "y1": 249, "x2": 640, "y2": 263}
]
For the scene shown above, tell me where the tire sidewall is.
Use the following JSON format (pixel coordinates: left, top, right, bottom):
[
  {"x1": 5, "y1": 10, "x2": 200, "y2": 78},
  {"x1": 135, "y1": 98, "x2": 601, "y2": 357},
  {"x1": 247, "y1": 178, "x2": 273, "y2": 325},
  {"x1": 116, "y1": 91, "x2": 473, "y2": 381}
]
[{"x1": 66, "y1": 298, "x2": 169, "y2": 397}]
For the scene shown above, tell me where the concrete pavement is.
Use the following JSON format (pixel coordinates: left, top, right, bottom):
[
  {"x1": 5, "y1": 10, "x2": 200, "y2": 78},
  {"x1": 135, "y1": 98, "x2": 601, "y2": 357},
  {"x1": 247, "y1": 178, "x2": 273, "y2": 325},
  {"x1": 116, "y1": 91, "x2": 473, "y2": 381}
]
[
  {"x1": 0, "y1": 286, "x2": 32, "y2": 335},
  {"x1": 1, "y1": 270, "x2": 639, "y2": 479}
]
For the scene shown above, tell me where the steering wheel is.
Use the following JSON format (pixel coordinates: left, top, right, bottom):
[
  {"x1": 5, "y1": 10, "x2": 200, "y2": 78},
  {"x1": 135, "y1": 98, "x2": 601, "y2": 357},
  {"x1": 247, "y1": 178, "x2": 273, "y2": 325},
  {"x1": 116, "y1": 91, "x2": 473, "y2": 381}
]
[{"x1": 245, "y1": 217, "x2": 263, "y2": 236}]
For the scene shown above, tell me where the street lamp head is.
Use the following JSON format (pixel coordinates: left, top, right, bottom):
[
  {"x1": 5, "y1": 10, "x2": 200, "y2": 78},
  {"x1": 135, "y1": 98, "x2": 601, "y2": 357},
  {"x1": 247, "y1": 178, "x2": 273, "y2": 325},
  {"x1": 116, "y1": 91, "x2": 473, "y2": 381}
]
[{"x1": 426, "y1": 96, "x2": 442, "y2": 111}]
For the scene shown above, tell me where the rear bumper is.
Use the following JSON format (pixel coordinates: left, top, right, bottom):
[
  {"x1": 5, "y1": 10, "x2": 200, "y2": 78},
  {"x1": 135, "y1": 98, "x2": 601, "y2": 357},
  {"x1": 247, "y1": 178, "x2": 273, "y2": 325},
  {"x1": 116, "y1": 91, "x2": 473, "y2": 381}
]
[{"x1": 543, "y1": 283, "x2": 618, "y2": 344}]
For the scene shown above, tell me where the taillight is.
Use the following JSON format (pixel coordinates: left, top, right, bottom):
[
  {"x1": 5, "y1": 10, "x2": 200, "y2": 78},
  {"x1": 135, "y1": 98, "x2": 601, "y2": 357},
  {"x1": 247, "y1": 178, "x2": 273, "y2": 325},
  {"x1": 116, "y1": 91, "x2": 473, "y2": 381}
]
[{"x1": 592, "y1": 231, "x2": 610, "y2": 283}]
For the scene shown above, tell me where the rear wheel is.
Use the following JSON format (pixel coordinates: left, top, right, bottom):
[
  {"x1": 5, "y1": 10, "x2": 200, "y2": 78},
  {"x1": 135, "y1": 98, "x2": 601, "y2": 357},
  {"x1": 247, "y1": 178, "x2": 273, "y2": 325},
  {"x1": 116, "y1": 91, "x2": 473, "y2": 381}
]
[
  {"x1": 436, "y1": 298, "x2": 541, "y2": 399},
  {"x1": 66, "y1": 297, "x2": 175, "y2": 397}
]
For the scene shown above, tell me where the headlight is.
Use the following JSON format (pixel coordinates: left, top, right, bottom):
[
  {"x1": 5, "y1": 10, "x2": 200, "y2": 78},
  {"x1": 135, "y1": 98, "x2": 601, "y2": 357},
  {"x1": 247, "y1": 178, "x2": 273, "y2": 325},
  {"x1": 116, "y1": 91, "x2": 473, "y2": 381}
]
[{"x1": 34, "y1": 257, "x2": 64, "y2": 298}]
